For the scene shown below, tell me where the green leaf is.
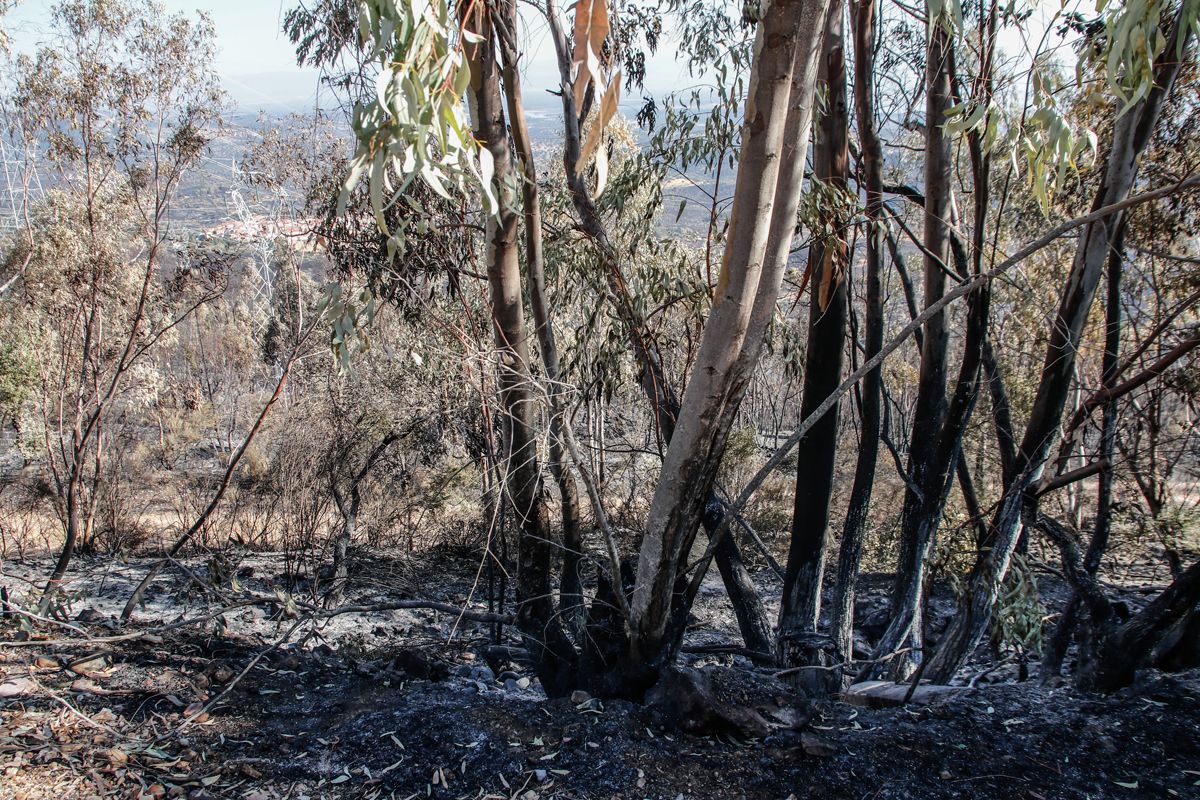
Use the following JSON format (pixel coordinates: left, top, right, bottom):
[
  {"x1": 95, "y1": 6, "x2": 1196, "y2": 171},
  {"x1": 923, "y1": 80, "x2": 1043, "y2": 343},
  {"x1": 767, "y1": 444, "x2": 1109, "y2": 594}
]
[{"x1": 369, "y1": 149, "x2": 387, "y2": 232}]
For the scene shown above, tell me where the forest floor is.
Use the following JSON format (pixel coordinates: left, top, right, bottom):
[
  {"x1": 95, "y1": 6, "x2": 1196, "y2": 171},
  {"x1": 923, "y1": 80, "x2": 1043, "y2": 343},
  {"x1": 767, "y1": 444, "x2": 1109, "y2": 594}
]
[{"x1": 1, "y1": 547, "x2": 1198, "y2": 800}]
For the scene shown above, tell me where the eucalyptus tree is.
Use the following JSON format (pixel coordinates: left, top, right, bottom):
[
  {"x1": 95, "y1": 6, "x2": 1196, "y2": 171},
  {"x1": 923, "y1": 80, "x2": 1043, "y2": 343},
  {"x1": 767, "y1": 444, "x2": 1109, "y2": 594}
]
[
  {"x1": 4, "y1": 0, "x2": 225, "y2": 607},
  {"x1": 613, "y1": 0, "x2": 831, "y2": 681},
  {"x1": 1034, "y1": 62, "x2": 1200, "y2": 677},
  {"x1": 317, "y1": 0, "x2": 1200, "y2": 697},
  {"x1": 463, "y1": 0, "x2": 582, "y2": 691},
  {"x1": 541, "y1": 0, "x2": 776, "y2": 659},
  {"x1": 777, "y1": 0, "x2": 851, "y2": 687},
  {"x1": 345, "y1": 0, "x2": 831, "y2": 694},
  {"x1": 492, "y1": 0, "x2": 588, "y2": 633},
  {"x1": 872, "y1": 0, "x2": 958, "y2": 677},
  {"x1": 926, "y1": 0, "x2": 1199, "y2": 682},
  {"x1": 860, "y1": 0, "x2": 1004, "y2": 681},
  {"x1": 827, "y1": 0, "x2": 886, "y2": 675}
]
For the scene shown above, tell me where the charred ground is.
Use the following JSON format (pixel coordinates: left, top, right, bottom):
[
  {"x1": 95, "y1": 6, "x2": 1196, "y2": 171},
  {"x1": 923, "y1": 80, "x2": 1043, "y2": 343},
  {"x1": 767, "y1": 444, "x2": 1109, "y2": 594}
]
[{"x1": 2, "y1": 549, "x2": 1198, "y2": 800}]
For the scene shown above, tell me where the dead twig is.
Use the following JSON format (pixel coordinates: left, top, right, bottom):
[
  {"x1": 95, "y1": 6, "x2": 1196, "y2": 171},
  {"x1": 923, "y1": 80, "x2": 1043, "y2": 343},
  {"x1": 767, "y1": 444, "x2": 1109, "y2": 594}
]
[
  {"x1": 162, "y1": 617, "x2": 309, "y2": 741},
  {"x1": 305, "y1": 598, "x2": 514, "y2": 626},
  {"x1": 27, "y1": 676, "x2": 126, "y2": 737},
  {"x1": 772, "y1": 646, "x2": 920, "y2": 678},
  {"x1": 0, "y1": 599, "x2": 262, "y2": 647}
]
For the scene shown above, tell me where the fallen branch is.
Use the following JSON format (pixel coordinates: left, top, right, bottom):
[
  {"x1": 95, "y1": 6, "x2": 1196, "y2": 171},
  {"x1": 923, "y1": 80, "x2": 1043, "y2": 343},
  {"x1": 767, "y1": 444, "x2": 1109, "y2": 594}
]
[
  {"x1": 0, "y1": 599, "x2": 262, "y2": 647},
  {"x1": 682, "y1": 643, "x2": 774, "y2": 661},
  {"x1": 307, "y1": 598, "x2": 514, "y2": 626},
  {"x1": 772, "y1": 646, "x2": 921, "y2": 677}
]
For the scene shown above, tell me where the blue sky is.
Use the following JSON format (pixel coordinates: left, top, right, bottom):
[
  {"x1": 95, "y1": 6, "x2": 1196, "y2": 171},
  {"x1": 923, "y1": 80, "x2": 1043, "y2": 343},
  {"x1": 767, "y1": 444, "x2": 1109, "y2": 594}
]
[
  {"x1": 3, "y1": 0, "x2": 695, "y2": 114},
  {"x1": 4, "y1": 1, "x2": 324, "y2": 111},
  {"x1": 5, "y1": 1, "x2": 301, "y2": 75},
  {"x1": 4, "y1": 0, "x2": 1066, "y2": 113}
]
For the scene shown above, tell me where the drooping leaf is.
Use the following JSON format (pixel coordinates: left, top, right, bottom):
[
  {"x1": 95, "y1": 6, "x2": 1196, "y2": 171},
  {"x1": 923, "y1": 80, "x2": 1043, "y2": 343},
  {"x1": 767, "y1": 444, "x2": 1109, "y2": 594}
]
[
  {"x1": 593, "y1": 138, "x2": 609, "y2": 198},
  {"x1": 578, "y1": 73, "x2": 621, "y2": 170},
  {"x1": 572, "y1": 0, "x2": 610, "y2": 110}
]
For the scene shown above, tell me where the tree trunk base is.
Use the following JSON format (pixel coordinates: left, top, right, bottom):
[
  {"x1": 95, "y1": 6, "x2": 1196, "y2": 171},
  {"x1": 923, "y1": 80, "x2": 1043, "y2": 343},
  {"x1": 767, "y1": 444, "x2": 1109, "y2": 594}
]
[{"x1": 644, "y1": 667, "x2": 807, "y2": 739}]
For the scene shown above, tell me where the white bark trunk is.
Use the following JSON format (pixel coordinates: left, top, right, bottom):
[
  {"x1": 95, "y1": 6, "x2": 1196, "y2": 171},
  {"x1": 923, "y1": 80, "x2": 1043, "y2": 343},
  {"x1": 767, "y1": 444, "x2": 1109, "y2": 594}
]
[{"x1": 629, "y1": 0, "x2": 831, "y2": 658}]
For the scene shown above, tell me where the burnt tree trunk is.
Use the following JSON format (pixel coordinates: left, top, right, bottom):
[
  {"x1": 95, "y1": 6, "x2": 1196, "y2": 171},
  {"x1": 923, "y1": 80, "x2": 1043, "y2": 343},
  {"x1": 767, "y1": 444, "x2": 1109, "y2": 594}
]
[
  {"x1": 463, "y1": 4, "x2": 576, "y2": 695},
  {"x1": 1041, "y1": 221, "x2": 1126, "y2": 679},
  {"x1": 864, "y1": 11, "x2": 954, "y2": 678},
  {"x1": 957, "y1": 455, "x2": 990, "y2": 551},
  {"x1": 778, "y1": 0, "x2": 850, "y2": 694},
  {"x1": 1035, "y1": 512, "x2": 1200, "y2": 691},
  {"x1": 925, "y1": 10, "x2": 1193, "y2": 683},
  {"x1": 982, "y1": 338, "x2": 1018, "y2": 488},
  {"x1": 43, "y1": 471, "x2": 83, "y2": 611},
  {"x1": 869, "y1": 11, "x2": 1000, "y2": 679},
  {"x1": 829, "y1": 0, "x2": 886, "y2": 673}
]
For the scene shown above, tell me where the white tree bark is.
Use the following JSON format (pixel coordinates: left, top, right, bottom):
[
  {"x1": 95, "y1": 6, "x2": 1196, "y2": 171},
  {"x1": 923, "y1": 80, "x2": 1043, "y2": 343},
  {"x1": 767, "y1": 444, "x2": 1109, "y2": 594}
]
[{"x1": 629, "y1": 0, "x2": 832, "y2": 659}]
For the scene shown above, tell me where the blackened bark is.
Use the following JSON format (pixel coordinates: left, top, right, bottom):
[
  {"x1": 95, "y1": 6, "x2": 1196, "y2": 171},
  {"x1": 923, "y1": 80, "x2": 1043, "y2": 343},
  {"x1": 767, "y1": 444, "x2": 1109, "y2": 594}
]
[
  {"x1": 886, "y1": 224, "x2": 923, "y2": 352},
  {"x1": 778, "y1": 0, "x2": 850, "y2": 693},
  {"x1": 865, "y1": 13, "x2": 953, "y2": 678},
  {"x1": 1039, "y1": 510, "x2": 1200, "y2": 690},
  {"x1": 982, "y1": 338, "x2": 1017, "y2": 488},
  {"x1": 43, "y1": 477, "x2": 83, "y2": 610},
  {"x1": 463, "y1": 5, "x2": 576, "y2": 694},
  {"x1": 956, "y1": 455, "x2": 989, "y2": 551},
  {"x1": 830, "y1": 0, "x2": 885, "y2": 673},
  {"x1": 871, "y1": 15, "x2": 1000, "y2": 680},
  {"x1": 1041, "y1": 593, "x2": 1082, "y2": 681},
  {"x1": 707, "y1": 507, "x2": 776, "y2": 661},
  {"x1": 1091, "y1": 561, "x2": 1200, "y2": 690},
  {"x1": 1153, "y1": 606, "x2": 1200, "y2": 671},
  {"x1": 326, "y1": 429, "x2": 401, "y2": 607},
  {"x1": 1042, "y1": 221, "x2": 1126, "y2": 679},
  {"x1": 925, "y1": 11, "x2": 1193, "y2": 684}
]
